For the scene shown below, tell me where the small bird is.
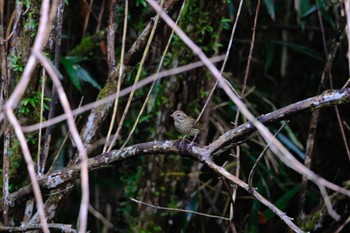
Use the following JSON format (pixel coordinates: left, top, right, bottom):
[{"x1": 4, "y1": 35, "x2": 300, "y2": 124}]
[{"x1": 170, "y1": 110, "x2": 205, "y2": 143}]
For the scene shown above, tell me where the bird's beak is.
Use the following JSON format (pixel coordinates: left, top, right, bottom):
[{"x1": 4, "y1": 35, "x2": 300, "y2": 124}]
[{"x1": 170, "y1": 113, "x2": 174, "y2": 118}]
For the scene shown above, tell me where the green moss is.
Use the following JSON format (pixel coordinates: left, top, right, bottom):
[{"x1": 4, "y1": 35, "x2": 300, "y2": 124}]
[
  {"x1": 68, "y1": 31, "x2": 105, "y2": 56},
  {"x1": 21, "y1": 0, "x2": 40, "y2": 62},
  {"x1": 23, "y1": 0, "x2": 40, "y2": 37},
  {"x1": 172, "y1": 0, "x2": 225, "y2": 58},
  {"x1": 301, "y1": 211, "x2": 322, "y2": 231},
  {"x1": 69, "y1": 36, "x2": 94, "y2": 56},
  {"x1": 97, "y1": 78, "x2": 119, "y2": 100}
]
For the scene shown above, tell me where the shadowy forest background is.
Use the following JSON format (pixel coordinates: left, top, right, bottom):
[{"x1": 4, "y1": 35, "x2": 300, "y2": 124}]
[{"x1": 0, "y1": 0, "x2": 350, "y2": 232}]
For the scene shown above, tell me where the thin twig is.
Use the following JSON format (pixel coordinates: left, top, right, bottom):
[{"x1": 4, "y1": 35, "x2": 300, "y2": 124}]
[
  {"x1": 319, "y1": 185, "x2": 340, "y2": 220},
  {"x1": 82, "y1": 0, "x2": 94, "y2": 37},
  {"x1": 121, "y1": 0, "x2": 184, "y2": 148},
  {"x1": 108, "y1": 2, "x2": 169, "y2": 151},
  {"x1": 241, "y1": 0, "x2": 260, "y2": 96},
  {"x1": 40, "y1": 0, "x2": 65, "y2": 175},
  {"x1": 37, "y1": 70, "x2": 46, "y2": 174},
  {"x1": 317, "y1": 0, "x2": 350, "y2": 162},
  {"x1": 88, "y1": 204, "x2": 114, "y2": 228},
  {"x1": 335, "y1": 215, "x2": 350, "y2": 233},
  {"x1": 48, "y1": 97, "x2": 85, "y2": 173},
  {"x1": 333, "y1": 106, "x2": 350, "y2": 160},
  {"x1": 3, "y1": 2, "x2": 22, "y2": 44},
  {"x1": 95, "y1": 0, "x2": 105, "y2": 33},
  {"x1": 231, "y1": 0, "x2": 260, "y2": 222},
  {"x1": 248, "y1": 121, "x2": 288, "y2": 188},
  {"x1": 5, "y1": 110, "x2": 49, "y2": 232},
  {"x1": 4, "y1": 0, "x2": 53, "y2": 231},
  {"x1": 21, "y1": 56, "x2": 226, "y2": 133},
  {"x1": 204, "y1": 160, "x2": 303, "y2": 233},
  {"x1": 87, "y1": 134, "x2": 119, "y2": 154},
  {"x1": 104, "y1": 0, "x2": 128, "y2": 153},
  {"x1": 0, "y1": 0, "x2": 10, "y2": 225},
  {"x1": 129, "y1": 198, "x2": 230, "y2": 221},
  {"x1": 342, "y1": 78, "x2": 350, "y2": 88},
  {"x1": 196, "y1": 0, "x2": 243, "y2": 123},
  {"x1": 316, "y1": 0, "x2": 330, "y2": 74},
  {"x1": 34, "y1": 52, "x2": 89, "y2": 233},
  {"x1": 106, "y1": 0, "x2": 118, "y2": 72},
  {"x1": 299, "y1": 13, "x2": 346, "y2": 222},
  {"x1": 22, "y1": 199, "x2": 34, "y2": 223},
  {"x1": 345, "y1": 1, "x2": 350, "y2": 72},
  {"x1": 1, "y1": 123, "x2": 10, "y2": 226}
]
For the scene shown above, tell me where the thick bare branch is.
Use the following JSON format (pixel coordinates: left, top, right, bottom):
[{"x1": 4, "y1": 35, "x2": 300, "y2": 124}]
[
  {"x1": 5, "y1": 138, "x2": 303, "y2": 231},
  {"x1": 209, "y1": 88, "x2": 350, "y2": 153}
]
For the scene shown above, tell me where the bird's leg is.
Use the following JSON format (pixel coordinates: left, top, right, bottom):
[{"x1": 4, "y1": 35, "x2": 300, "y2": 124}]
[
  {"x1": 181, "y1": 135, "x2": 187, "y2": 147},
  {"x1": 188, "y1": 134, "x2": 198, "y2": 147}
]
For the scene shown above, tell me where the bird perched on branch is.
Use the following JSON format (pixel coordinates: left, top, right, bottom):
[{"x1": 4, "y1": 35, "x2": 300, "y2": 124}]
[{"x1": 170, "y1": 110, "x2": 205, "y2": 144}]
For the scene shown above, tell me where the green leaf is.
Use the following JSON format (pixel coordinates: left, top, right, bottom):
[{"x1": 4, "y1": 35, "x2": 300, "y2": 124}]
[
  {"x1": 263, "y1": 184, "x2": 301, "y2": 220},
  {"x1": 282, "y1": 122, "x2": 304, "y2": 150},
  {"x1": 276, "y1": 132, "x2": 305, "y2": 159},
  {"x1": 264, "y1": 42, "x2": 274, "y2": 73},
  {"x1": 139, "y1": 114, "x2": 152, "y2": 123},
  {"x1": 61, "y1": 56, "x2": 101, "y2": 91},
  {"x1": 263, "y1": 0, "x2": 275, "y2": 21},
  {"x1": 221, "y1": 17, "x2": 231, "y2": 30},
  {"x1": 273, "y1": 41, "x2": 322, "y2": 61},
  {"x1": 28, "y1": 98, "x2": 36, "y2": 107},
  {"x1": 61, "y1": 57, "x2": 82, "y2": 90},
  {"x1": 301, "y1": 5, "x2": 316, "y2": 18},
  {"x1": 74, "y1": 63, "x2": 102, "y2": 90},
  {"x1": 135, "y1": 0, "x2": 147, "y2": 7},
  {"x1": 64, "y1": 56, "x2": 86, "y2": 63},
  {"x1": 298, "y1": 0, "x2": 314, "y2": 29}
]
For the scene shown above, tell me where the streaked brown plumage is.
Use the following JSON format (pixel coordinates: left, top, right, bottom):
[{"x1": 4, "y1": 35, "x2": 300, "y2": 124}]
[{"x1": 170, "y1": 110, "x2": 205, "y2": 139}]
